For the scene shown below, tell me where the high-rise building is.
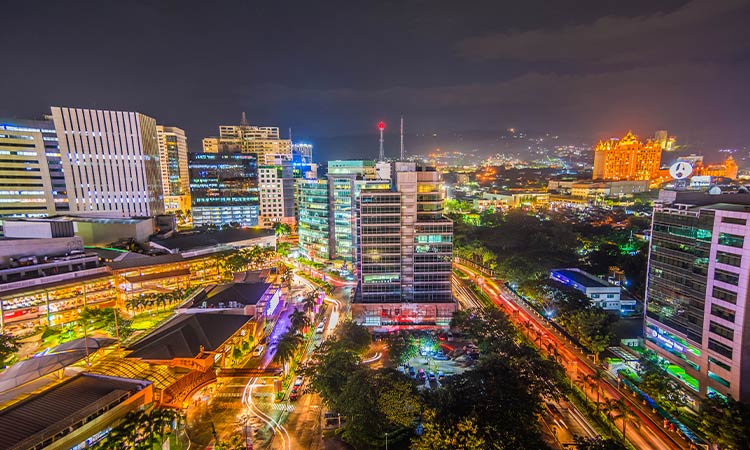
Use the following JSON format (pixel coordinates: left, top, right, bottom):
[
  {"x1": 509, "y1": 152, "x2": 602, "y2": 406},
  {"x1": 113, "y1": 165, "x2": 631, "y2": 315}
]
[
  {"x1": 592, "y1": 131, "x2": 662, "y2": 181},
  {"x1": 297, "y1": 178, "x2": 330, "y2": 260},
  {"x1": 258, "y1": 163, "x2": 295, "y2": 227},
  {"x1": 0, "y1": 119, "x2": 68, "y2": 217},
  {"x1": 188, "y1": 152, "x2": 259, "y2": 227},
  {"x1": 156, "y1": 125, "x2": 191, "y2": 213},
  {"x1": 51, "y1": 107, "x2": 164, "y2": 217},
  {"x1": 202, "y1": 115, "x2": 291, "y2": 165},
  {"x1": 645, "y1": 192, "x2": 750, "y2": 404},
  {"x1": 296, "y1": 160, "x2": 388, "y2": 264},
  {"x1": 353, "y1": 162, "x2": 455, "y2": 328}
]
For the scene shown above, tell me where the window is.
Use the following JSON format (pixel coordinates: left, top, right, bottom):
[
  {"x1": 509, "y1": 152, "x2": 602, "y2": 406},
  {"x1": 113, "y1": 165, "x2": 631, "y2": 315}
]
[
  {"x1": 708, "y1": 371, "x2": 731, "y2": 388},
  {"x1": 716, "y1": 251, "x2": 742, "y2": 267},
  {"x1": 712, "y1": 286, "x2": 737, "y2": 304},
  {"x1": 722, "y1": 217, "x2": 747, "y2": 226},
  {"x1": 709, "y1": 321, "x2": 734, "y2": 341},
  {"x1": 719, "y1": 233, "x2": 744, "y2": 248},
  {"x1": 708, "y1": 356, "x2": 731, "y2": 372},
  {"x1": 708, "y1": 338, "x2": 733, "y2": 359},
  {"x1": 714, "y1": 269, "x2": 740, "y2": 286},
  {"x1": 711, "y1": 304, "x2": 736, "y2": 323}
]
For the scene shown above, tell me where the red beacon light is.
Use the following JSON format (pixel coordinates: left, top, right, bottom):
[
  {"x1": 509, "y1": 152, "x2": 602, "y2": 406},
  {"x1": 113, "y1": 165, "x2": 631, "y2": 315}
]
[{"x1": 378, "y1": 121, "x2": 385, "y2": 131}]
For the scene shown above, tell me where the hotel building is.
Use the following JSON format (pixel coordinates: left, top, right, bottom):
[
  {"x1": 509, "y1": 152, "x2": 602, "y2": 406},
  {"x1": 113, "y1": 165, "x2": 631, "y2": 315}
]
[
  {"x1": 593, "y1": 131, "x2": 662, "y2": 181},
  {"x1": 645, "y1": 192, "x2": 750, "y2": 403},
  {"x1": 51, "y1": 107, "x2": 164, "y2": 217},
  {"x1": 156, "y1": 125, "x2": 191, "y2": 213}
]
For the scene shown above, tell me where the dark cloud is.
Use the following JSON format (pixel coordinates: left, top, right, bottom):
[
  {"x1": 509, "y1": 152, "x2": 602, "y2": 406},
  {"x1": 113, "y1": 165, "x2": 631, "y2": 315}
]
[
  {"x1": 457, "y1": 0, "x2": 750, "y2": 65},
  {"x1": 0, "y1": 0, "x2": 748, "y2": 159}
]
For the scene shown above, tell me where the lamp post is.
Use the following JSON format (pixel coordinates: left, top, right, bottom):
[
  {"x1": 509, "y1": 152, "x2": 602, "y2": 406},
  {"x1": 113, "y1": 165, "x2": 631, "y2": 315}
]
[{"x1": 385, "y1": 432, "x2": 388, "y2": 450}]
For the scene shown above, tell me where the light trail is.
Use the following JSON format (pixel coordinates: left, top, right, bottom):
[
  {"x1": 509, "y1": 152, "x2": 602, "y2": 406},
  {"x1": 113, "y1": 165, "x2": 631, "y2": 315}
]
[{"x1": 453, "y1": 262, "x2": 693, "y2": 450}]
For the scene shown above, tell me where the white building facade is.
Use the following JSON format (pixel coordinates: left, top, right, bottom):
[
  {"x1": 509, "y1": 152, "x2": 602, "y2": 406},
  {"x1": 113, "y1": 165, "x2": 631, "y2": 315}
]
[{"x1": 51, "y1": 107, "x2": 164, "y2": 217}]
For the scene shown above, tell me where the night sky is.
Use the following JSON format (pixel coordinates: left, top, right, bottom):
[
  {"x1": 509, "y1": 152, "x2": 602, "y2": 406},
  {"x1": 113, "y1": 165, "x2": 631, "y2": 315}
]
[{"x1": 1, "y1": 0, "x2": 749, "y2": 160}]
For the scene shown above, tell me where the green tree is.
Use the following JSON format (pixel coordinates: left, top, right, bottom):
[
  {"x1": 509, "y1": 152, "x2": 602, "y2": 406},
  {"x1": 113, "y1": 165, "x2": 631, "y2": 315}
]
[
  {"x1": 385, "y1": 332, "x2": 419, "y2": 365},
  {"x1": 573, "y1": 436, "x2": 627, "y2": 450},
  {"x1": 562, "y1": 307, "x2": 614, "y2": 363},
  {"x1": 412, "y1": 411, "x2": 486, "y2": 450},
  {"x1": 289, "y1": 309, "x2": 311, "y2": 334},
  {"x1": 273, "y1": 222, "x2": 292, "y2": 237},
  {"x1": 0, "y1": 332, "x2": 18, "y2": 366},
  {"x1": 337, "y1": 320, "x2": 372, "y2": 353},
  {"x1": 698, "y1": 395, "x2": 750, "y2": 450},
  {"x1": 274, "y1": 330, "x2": 303, "y2": 375},
  {"x1": 603, "y1": 398, "x2": 639, "y2": 437},
  {"x1": 305, "y1": 339, "x2": 361, "y2": 408},
  {"x1": 337, "y1": 368, "x2": 422, "y2": 448},
  {"x1": 214, "y1": 434, "x2": 246, "y2": 450},
  {"x1": 302, "y1": 289, "x2": 319, "y2": 315}
]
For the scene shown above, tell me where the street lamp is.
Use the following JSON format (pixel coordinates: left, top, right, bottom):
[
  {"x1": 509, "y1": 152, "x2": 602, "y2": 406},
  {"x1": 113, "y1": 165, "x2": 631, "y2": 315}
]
[{"x1": 385, "y1": 432, "x2": 388, "y2": 450}]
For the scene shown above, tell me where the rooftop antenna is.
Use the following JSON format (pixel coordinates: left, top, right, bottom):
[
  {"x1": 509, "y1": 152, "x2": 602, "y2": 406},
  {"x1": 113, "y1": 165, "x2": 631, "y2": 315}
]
[
  {"x1": 241, "y1": 112, "x2": 249, "y2": 126},
  {"x1": 400, "y1": 116, "x2": 404, "y2": 160},
  {"x1": 378, "y1": 121, "x2": 385, "y2": 161}
]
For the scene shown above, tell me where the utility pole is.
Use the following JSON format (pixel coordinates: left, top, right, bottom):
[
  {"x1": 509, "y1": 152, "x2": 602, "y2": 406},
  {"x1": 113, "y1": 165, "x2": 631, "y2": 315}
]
[
  {"x1": 400, "y1": 116, "x2": 404, "y2": 160},
  {"x1": 378, "y1": 121, "x2": 385, "y2": 161}
]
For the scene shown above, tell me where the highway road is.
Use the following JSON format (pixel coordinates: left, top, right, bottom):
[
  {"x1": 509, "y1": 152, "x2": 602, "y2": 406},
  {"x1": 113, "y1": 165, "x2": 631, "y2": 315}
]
[
  {"x1": 454, "y1": 262, "x2": 697, "y2": 450},
  {"x1": 453, "y1": 273, "x2": 599, "y2": 449}
]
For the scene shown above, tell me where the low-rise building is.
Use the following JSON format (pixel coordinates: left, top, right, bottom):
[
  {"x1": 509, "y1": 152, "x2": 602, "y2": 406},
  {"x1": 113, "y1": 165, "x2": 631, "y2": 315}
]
[
  {"x1": 3, "y1": 216, "x2": 156, "y2": 247},
  {"x1": 474, "y1": 191, "x2": 550, "y2": 211},
  {"x1": 550, "y1": 268, "x2": 634, "y2": 312},
  {"x1": 181, "y1": 281, "x2": 282, "y2": 323},
  {"x1": 126, "y1": 312, "x2": 257, "y2": 371},
  {"x1": 0, "y1": 373, "x2": 152, "y2": 450}
]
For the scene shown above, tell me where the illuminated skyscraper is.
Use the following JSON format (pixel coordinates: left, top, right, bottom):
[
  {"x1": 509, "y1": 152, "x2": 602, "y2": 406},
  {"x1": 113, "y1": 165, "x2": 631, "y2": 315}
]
[
  {"x1": 592, "y1": 131, "x2": 662, "y2": 181},
  {"x1": 0, "y1": 119, "x2": 67, "y2": 217},
  {"x1": 353, "y1": 162, "x2": 455, "y2": 328},
  {"x1": 188, "y1": 152, "x2": 259, "y2": 227},
  {"x1": 296, "y1": 160, "x2": 387, "y2": 264},
  {"x1": 646, "y1": 192, "x2": 750, "y2": 404},
  {"x1": 156, "y1": 125, "x2": 190, "y2": 213},
  {"x1": 51, "y1": 107, "x2": 164, "y2": 217}
]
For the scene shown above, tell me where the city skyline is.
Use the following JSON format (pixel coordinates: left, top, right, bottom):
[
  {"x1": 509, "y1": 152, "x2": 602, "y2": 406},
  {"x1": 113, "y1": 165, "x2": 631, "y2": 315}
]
[{"x1": 2, "y1": 0, "x2": 749, "y2": 160}]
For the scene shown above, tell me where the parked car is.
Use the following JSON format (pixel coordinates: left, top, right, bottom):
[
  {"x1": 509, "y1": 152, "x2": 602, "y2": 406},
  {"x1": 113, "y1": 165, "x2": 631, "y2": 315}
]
[
  {"x1": 316, "y1": 322, "x2": 325, "y2": 334},
  {"x1": 428, "y1": 371, "x2": 436, "y2": 381},
  {"x1": 438, "y1": 371, "x2": 445, "y2": 382},
  {"x1": 408, "y1": 367, "x2": 416, "y2": 379},
  {"x1": 294, "y1": 375, "x2": 304, "y2": 387},
  {"x1": 252, "y1": 345, "x2": 265, "y2": 357},
  {"x1": 434, "y1": 350, "x2": 449, "y2": 360},
  {"x1": 289, "y1": 391, "x2": 299, "y2": 401}
]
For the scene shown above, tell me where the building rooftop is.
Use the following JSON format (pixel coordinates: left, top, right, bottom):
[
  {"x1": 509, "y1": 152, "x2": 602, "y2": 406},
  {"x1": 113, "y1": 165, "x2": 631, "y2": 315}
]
[
  {"x1": 188, "y1": 282, "x2": 272, "y2": 308},
  {"x1": 5, "y1": 216, "x2": 150, "y2": 225},
  {"x1": 106, "y1": 253, "x2": 184, "y2": 271},
  {"x1": 0, "y1": 373, "x2": 150, "y2": 450},
  {"x1": 151, "y1": 228, "x2": 274, "y2": 252},
  {"x1": 126, "y1": 312, "x2": 253, "y2": 360},
  {"x1": 551, "y1": 268, "x2": 611, "y2": 289}
]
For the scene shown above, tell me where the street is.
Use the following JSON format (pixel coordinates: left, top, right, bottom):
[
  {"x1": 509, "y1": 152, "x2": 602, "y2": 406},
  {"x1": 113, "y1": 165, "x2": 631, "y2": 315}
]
[{"x1": 454, "y1": 261, "x2": 695, "y2": 450}]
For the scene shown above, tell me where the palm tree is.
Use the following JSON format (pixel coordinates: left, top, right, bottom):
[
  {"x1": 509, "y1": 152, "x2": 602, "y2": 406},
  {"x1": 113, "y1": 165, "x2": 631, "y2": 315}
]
[
  {"x1": 604, "y1": 398, "x2": 639, "y2": 436},
  {"x1": 274, "y1": 330, "x2": 303, "y2": 375},
  {"x1": 289, "y1": 310, "x2": 310, "y2": 334},
  {"x1": 302, "y1": 289, "x2": 319, "y2": 314},
  {"x1": 586, "y1": 369, "x2": 605, "y2": 411}
]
